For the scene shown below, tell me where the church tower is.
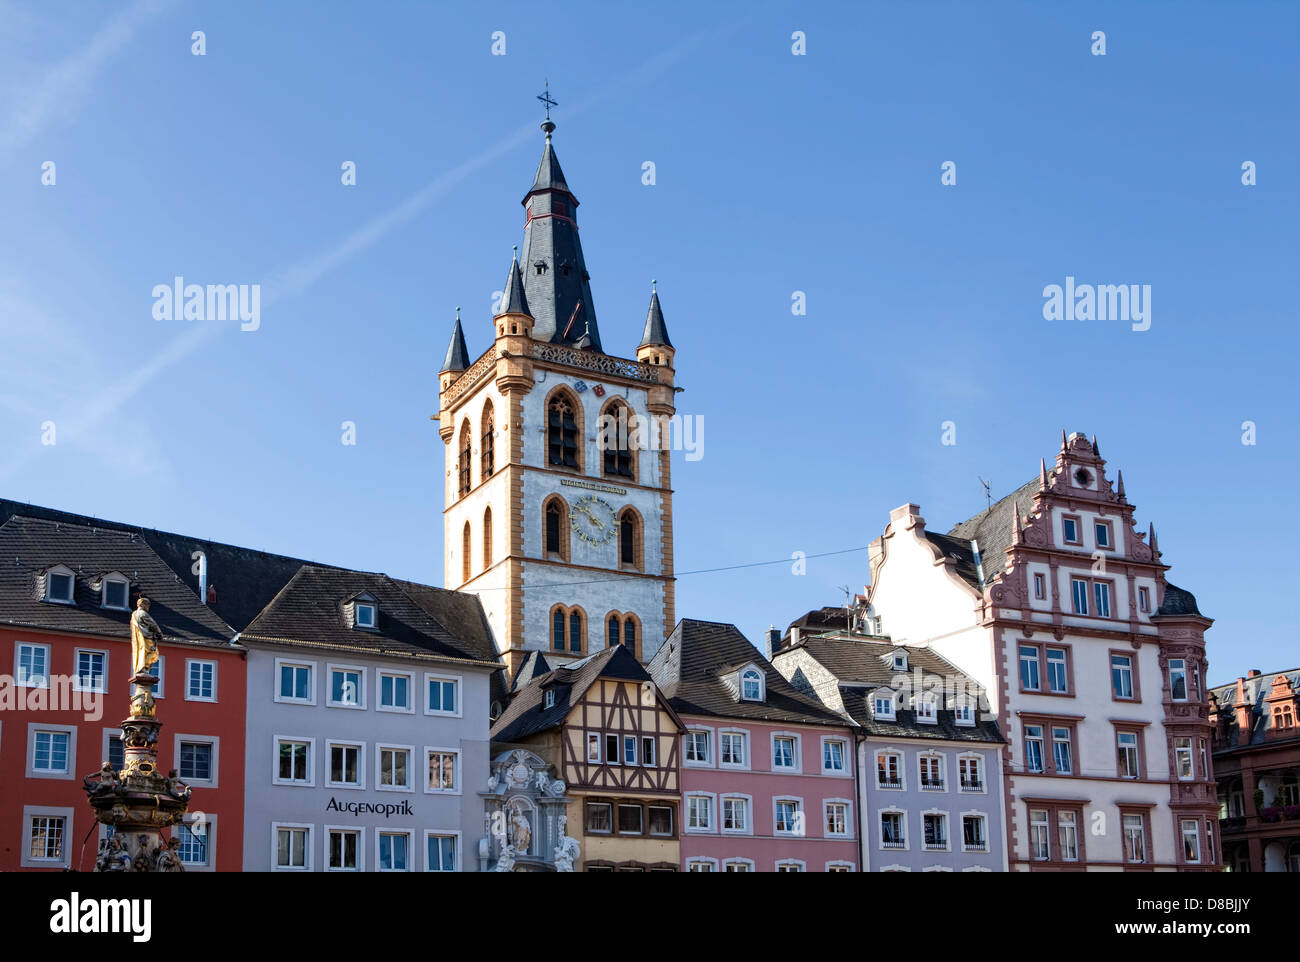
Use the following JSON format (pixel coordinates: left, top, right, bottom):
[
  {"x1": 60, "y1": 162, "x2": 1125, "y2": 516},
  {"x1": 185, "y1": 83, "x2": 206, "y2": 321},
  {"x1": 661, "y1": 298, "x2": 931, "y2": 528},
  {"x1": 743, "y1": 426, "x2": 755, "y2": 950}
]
[{"x1": 437, "y1": 103, "x2": 678, "y2": 680}]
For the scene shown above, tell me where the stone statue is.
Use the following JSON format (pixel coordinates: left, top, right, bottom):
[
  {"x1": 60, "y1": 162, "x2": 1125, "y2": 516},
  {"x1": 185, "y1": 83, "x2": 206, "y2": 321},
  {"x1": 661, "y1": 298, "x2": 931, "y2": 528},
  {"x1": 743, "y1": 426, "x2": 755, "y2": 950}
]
[
  {"x1": 495, "y1": 842, "x2": 516, "y2": 873},
  {"x1": 84, "y1": 761, "x2": 119, "y2": 797},
  {"x1": 96, "y1": 835, "x2": 131, "y2": 872},
  {"x1": 554, "y1": 815, "x2": 580, "y2": 872},
  {"x1": 163, "y1": 770, "x2": 191, "y2": 801},
  {"x1": 154, "y1": 837, "x2": 183, "y2": 872},
  {"x1": 129, "y1": 835, "x2": 154, "y2": 872},
  {"x1": 509, "y1": 802, "x2": 531, "y2": 854},
  {"x1": 535, "y1": 770, "x2": 550, "y2": 792},
  {"x1": 130, "y1": 597, "x2": 163, "y2": 677}
]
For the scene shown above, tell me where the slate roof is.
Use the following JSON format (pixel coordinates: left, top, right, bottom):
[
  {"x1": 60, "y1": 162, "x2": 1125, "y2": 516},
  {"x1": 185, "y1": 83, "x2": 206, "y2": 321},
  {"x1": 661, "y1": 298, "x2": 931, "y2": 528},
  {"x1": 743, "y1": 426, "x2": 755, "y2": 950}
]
[
  {"x1": 780, "y1": 606, "x2": 851, "y2": 647},
  {"x1": 946, "y1": 477, "x2": 1040, "y2": 586},
  {"x1": 241, "y1": 565, "x2": 501, "y2": 669},
  {"x1": 511, "y1": 649, "x2": 551, "y2": 692},
  {"x1": 776, "y1": 634, "x2": 1003, "y2": 744},
  {"x1": 1156, "y1": 582, "x2": 1202, "y2": 617},
  {"x1": 638, "y1": 290, "x2": 672, "y2": 349},
  {"x1": 648, "y1": 619, "x2": 851, "y2": 728},
  {"x1": 499, "y1": 253, "x2": 531, "y2": 317},
  {"x1": 923, "y1": 531, "x2": 980, "y2": 589},
  {"x1": 527, "y1": 136, "x2": 570, "y2": 196},
  {"x1": 0, "y1": 515, "x2": 235, "y2": 646},
  {"x1": 1208, "y1": 668, "x2": 1300, "y2": 750},
  {"x1": 491, "y1": 644, "x2": 668, "y2": 743},
  {"x1": 440, "y1": 317, "x2": 470, "y2": 373}
]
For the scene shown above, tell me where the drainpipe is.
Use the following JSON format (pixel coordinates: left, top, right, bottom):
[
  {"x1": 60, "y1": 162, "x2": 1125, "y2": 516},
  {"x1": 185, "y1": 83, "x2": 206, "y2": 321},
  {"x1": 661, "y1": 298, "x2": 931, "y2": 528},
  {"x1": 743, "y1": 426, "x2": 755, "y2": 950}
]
[{"x1": 854, "y1": 730, "x2": 866, "y2": 872}]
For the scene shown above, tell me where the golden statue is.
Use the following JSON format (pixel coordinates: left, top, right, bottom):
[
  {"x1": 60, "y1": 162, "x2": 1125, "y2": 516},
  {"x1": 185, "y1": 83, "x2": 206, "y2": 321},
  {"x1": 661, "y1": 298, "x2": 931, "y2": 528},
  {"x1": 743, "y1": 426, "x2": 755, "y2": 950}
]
[{"x1": 130, "y1": 597, "x2": 163, "y2": 676}]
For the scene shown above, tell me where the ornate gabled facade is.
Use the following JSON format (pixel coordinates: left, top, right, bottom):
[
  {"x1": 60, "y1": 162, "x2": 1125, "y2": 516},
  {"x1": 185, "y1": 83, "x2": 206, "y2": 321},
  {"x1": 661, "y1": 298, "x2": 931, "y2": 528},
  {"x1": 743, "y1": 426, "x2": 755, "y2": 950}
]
[
  {"x1": 864, "y1": 432, "x2": 1219, "y2": 870},
  {"x1": 437, "y1": 115, "x2": 678, "y2": 681}
]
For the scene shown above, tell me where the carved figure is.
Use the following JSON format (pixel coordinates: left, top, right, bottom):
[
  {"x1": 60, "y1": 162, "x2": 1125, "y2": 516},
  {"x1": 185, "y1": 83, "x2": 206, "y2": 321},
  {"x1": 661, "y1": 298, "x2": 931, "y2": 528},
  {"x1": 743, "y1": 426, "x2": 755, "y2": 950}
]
[{"x1": 129, "y1": 597, "x2": 163, "y2": 676}]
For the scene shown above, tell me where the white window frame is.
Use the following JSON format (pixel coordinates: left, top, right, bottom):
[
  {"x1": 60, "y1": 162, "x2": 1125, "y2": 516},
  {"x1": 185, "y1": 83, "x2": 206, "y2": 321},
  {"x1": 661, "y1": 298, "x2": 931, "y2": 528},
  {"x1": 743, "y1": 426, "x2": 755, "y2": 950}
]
[
  {"x1": 686, "y1": 857, "x2": 718, "y2": 872},
  {"x1": 718, "y1": 728, "x2": 749, "y2": 770},
  {"x1": 27, "y1": 723, "x2": 77, "y2": 779},
  {"x1": 720, "y1": 793, "x2": 752, "y2": 835},
  {"x1": 100, "y1": 573, "x2": 130, "y2": 610},
  {"x1": 873, "y1": 690, "x2": 896, "y2": 720},
  {"x1": 324, "y1": 824, "x2": 365, "y2": 872},
  {"x1": 960, "y1": 810, "x2": 989, "y2": 852},
  {"x1": 641, "y1": 735, "x2": 656, "y2": 768},
  {"x1": 821, "y1": 735, "x2": 849, "y2": 775},
  {"x1": 824, "y1": 798, "x2": 852, "y2": 838},
  {"x1": 775, "y1": 858, "x2": 806, "y2": 872},
  {"x1": 825, "y1": 860, "x2": 856, "y2": 872},
  {"x1": 173, "y1": 733, "x2": 220, "y2": 787},
  {"x1": 175, "y1": 811, "x2": 216, "y2": 871},
  {"x1": 892, "y1": 651, "x2": 908, "y2": 672},
  {"x1": 739, "y1": 666, "x2": 764, "y2": 701},
  {"x1": 722, "y1": 858, "x2": 755, "y2": 873},
  {"x1": 876, "y1": 749, "x2": 905, "y2": 790},
  {"x1": 1169, "y1": 658, "x2": 1189, "y2": 702},
  {"x1": 21, "y1": 806, "x2": 74, "y2": 868},
  {"x1": 916, "y1": 694, "x2": 938, "y2": 724},
  {"x1": 327, "y1": 663, "x2": 367, "y2": 710},
  {"x1": 423, "y1": 746, "x2": 461, "y2": 795},
  {"x1": 424, "y1": 672, "x2": 462, "y2": 718},
  {"x1": 771, "y1": 731, "x2": 801, "y2": 771},
  {"x1": 325, "y1": 739, "x2": 367, "y2": 790},
  {"x1": 272, "y1": 735, "x2": 316, "y2": 787},
  {"x1": 376, "y1": 669, "x2": 415, "y2": 713},
  {"x1": 622, "y1": 733, "x2": 638, "y2": 766},
  {"x1": 185, "y1": 658, "x2": 218, "y2": 703},
  {"x1": 270, "y1": 822, "x2": 312, "y2": 872},
  {"x1": 773, "y1": 796, "x2": 804, "y2": 837},
  {"x1": 375, "y1": 743, "x2": 415, "y2": 792},
  {"x1": 375, "y1": 828, "x2": 414, "y2": 872},
  {"x1": 918, "y1": 751, "x2": 946, "y2": 791},
  {"x1": 685, "y1": 793, "x2": 716, "y2": 834},
  {"x1": 923, "y1": 865, "x2": 953, "y2": 872},
  {"x1": 15, "y1": 641, "x2": 51, "y2": 689},
  {"x1": 44, "y1": 565, "x2": 75, "y2": 604},
  {"x1": 921, "y1": 809, "x2": 950, "y2": 852},
  {"x1": 101, "y1": 727, "x2": 124, "y2": 772},
  {"x1": 957, "y1": 753, "x2": 986, "y2": 793},
  {"x1": 878, "y1": 807, "x2": 908, "y2": 851},
  {"x1": 954, "y1": 700, "x2": 975, "y2": 726},
  {"x1": 73, "y1": 647, "x2": 108, "y2": 693},
  {"x1": 274, "y1": 658, "x2": 316, "y2": 706},
  {"x1": 1181, "y1": 818, "x2": 1201, "y2": 864},
  {"x1": 685, "y1": 728, "x2": 714, "y2": 766},
  {"x1": 150, "y1": 654, "x2": 166, "y2": 698},
  {"x1": 544, "y1": 689, "x2": 556, "y2": 709},
  {"x1": 1175, "y1": 737, "x2": 1194, "y2": 782},
  {"x1": 354, "y1": 602, "x2": 378, "y2": 630},
  {"x1": 423, "y1": 829, "x2": 462, "y2": 872}
]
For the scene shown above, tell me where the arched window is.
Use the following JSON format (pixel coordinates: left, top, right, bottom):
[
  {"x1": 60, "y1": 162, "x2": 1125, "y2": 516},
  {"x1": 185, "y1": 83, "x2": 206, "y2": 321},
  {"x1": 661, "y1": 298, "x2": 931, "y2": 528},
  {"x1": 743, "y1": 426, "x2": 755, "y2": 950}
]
[
  {"x1": 618, "y1": 507, "x2": 642, "y2": 569},
  {"x1": 458, "y1": 420, "x2": 472, "y2": 497},
  {"x1": 483, "y1": 507, "x2": 492, "y2": 570},
  {"x1": 569, "y1": 609, "x2": 584, "y2": 653},
  {"x1": 605, "y1": 612, "x2": 640, "y2": 660},
  {"x1": 741, "y1": 669, "x2": 763, "y2": 701},
  {"x1": 481, "y1": 400, "x2": 495, "y2": 479},
  {"x1": 551, "y1": 605, "x2": 586, "y2": 655},
  {"x1": 624, "y1": 617, "x2": 637, "y2": 653},
  {"x1": 547, "y1": 391, "x2": 581, "y2": 469},
  {"x1": 462, "y1": 521, "x2": 471, "y2": 583},
  {"x1": 552, "y1": 607, "x2": 566, "y2": 652},
  {"x1": 601, "y1": 401, "x2": 636, "y2": 480},
  {"x1": 608, "y1": 615, "x2": 620, "y2": 648},
  {"x1": 543, "y1": 496, "x2": 569, "y2": 561}
]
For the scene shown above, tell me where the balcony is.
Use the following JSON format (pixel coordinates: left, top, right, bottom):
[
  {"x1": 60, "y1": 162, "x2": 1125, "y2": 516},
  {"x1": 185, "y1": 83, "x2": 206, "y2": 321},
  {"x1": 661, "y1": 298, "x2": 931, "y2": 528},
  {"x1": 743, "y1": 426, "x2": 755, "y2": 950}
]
[
  {"x1": 882, "y1": 839, "x2": 906, "y2": 849},
  {"x1": 878, "y1": 777, "x2": 902, "y2": 789},
  {"x1": 920, "y1": 778, "x2": 945, "y2": 792},
  {"x1": 960, "y1": 779, "x2": 984, "y2": 792}
]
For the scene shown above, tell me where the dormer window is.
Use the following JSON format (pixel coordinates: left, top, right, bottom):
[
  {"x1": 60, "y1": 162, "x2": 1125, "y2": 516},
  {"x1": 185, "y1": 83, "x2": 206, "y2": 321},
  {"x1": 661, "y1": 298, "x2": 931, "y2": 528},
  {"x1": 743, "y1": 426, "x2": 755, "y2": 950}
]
[
  {"x1": 874, "y1": 692, "x2": 896, "y2": 720},
  {"x1": 954, "y1": 701, "x2": 975, "y2": 727},
  {"x1": 740, "y1": 668, "x2": 763, "y2": 702},
  {"x1": 355, "y1": 603, "x2": 377, "y2": 629},
  {"x1": 917, "y1": 696, "x2": 938, "y2": 724},
  {"x1": 544, "y1": 689, "x2": 556, "y2": 709},
  {"x1": 101, "y1": 574, "x2": 129, "y2": 610},
  {"x1": 44, "y1": 566, "x2": 75, "y2": 604},
  {"x1": 892, "y1": 651, "x2": 908, "y2": 672}
]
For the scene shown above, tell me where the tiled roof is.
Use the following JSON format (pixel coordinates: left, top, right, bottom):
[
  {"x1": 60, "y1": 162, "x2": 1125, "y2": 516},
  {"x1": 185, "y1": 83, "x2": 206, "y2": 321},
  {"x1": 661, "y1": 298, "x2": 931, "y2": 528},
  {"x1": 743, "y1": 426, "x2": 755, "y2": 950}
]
[
  {"x1": 1209, "y1": 668, "x2": 1300, "y2": 749},
  {"x1": 649, "y1": 619, "x2": 850, "y2": 727},
  {"x1": 0, "y1": 515, "x2": 235, "y2": 647}
]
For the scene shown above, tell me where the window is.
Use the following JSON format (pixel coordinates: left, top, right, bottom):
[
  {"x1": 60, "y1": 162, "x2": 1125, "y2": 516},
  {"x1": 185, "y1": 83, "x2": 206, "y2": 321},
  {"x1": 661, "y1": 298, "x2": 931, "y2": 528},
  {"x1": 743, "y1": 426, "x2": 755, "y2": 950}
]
[
  {"x1": 179, "y1": 741, "x2": 213, "y2": 782},
  {"x1": 426, "y1": 675, "x2": 459, "y2": 716},
  {"x1": 186, "y1": 659, "x2": 216, "y2": 701},
  {"x1": 648, "y1": 806, "x2": 674, "y2": 837},
  {"x1": 107, "y1": 734, "x2": 124, "y2": 771},
  {"x1": 606, "y1": 612, "x2": 640, "y2": 658},
  {"x1": 355, "y1": 601, "x2": 376, "y2": 628},
  {"x1": 1046, "y1": 648, "x2": 1068, "y2": 693},
  {"x1": 1111, "y1": 653, "x2": 1134, "y2": 700},
  {"x1": 1020, "y1": 644, "x2": 1070, "y2": 694},
  {"x1": 544, "y1": 498, "x2": 568, "y2": 559},
  {"x1": 1169, "y1": 659, "x2": 1188, "y2": 701},
  {"x1": 568, "y1": 610, "x2": 584, "y2": 653},
  {"x1": 954, "y1": 701, "x2": 975, "y2": 726},
  {"x1": 277, "y1": 662, "x2": 313, "y2": 703},
  {"x1": 1019, "y1": 645, "x2": 1041, "y2": 691},
  {"x1": 427, "y1": 833, "x2": 457, "y2": 872},
  {"x1": 962, "y1": 815, "x2": 987, "y2": 852},
  {"x1": 873, "y1": 692, "x2": 895, "y2": 719},
  {"x1": 483, "y1": 507, "x2": 493, "y2": 570},
  {"x1": 544, "y1": 689, "x2": 556, "y2": 709},
  {"x1": 775, "y1": 799, "x2": 801, "y2": 835},
  {"x1": 1205, "y1": 819, "x2": 1216, "y2": 866},
  {"x1": 1122, "y1": 813, "x2": 1148, "y2": 864},
  {"x1": 102, "y1": 577, "x2": 129, "y2": 610},
  {"x1": 720, "y1": 731, "x2": 746, "y2": 767},
  {"x1": 1057, "y1": 811, "x2": 1079, "y2": 861},
  {"x1": 329, "y1": 743, "x2": 363, "y2": 788},
  {"x1": 878, "y1": 752, "x2": 902, "y2": 788},
  {"x1": 1029, "y1": 809, "x2": 1050, "y2": 860},
  {"x1": 378, "y1": 831, "x2": 410, "y2": 871},
  {"x1": 1093, "y1": 581, "x2": 1112, "y2": 618},
  {"x1": 959, "y1": 756, "x2": 984, "y2": 791},
  {"x1": 826, "y1": 862, "x2": 854, "y2": 873},
  {"x1": 379, "y1": 671, "x2": 412, "y2": 711},
  {"x1": 617, "y1": 804, "x2": 643, "y2": 835},
  {"x1": 1062, "y1": 517, "x2": 1080, "y2": 545},
  {"x1": 275, "y1": 826, "x2": 310, "y2": 870},
  {"x1": 29, "y1": 814, "x2": 67, "y2": 862},
  {"x1": 481, "y1": 401, "x2": 495, "y2": 480},
  {"x1": 1116, "y1": 731, "x2": 1141, "y2": 779},
  {"x1": 622, "y1": 735, "x2": 638, "y2": 766},
  {"x1": 329, "y1": 828, "x2": 360, "y2": 871},
  {"x1": 920, "y1": 754, "x2": 945, "y2": 791},
  {"x1": 378, "y1": 746, "x2": 411, "y2": 790},
  {"x1": 16, "y1": 642, "x2": 50, "y2": 688},
  {"x1": 740, "y1": 668, "x2": 763, "y2": 701},
  {"x1": 426, "y1": 750, "x2": 458, "y2": 793},
  {"x1": 602, "y1": 402, "x2": 635, "y2": 478},
  {"x1": 619, "y1": 509, "x2": 641, "y2": 568},
  {"x1": 1181, "y1": 819, "x2": 1201, "y2": 863},
  {"x1": 916, "y1": 695, "x2": 938, "y2": 723},
  {"x1": 773, "y1": 735, "x2": 798, "y2": 770},
  {"x1": 462, "y1": 521, "x2": 472, "y2": 582},
  {"x1": 150, "y1": 655, "x2": 165, "y2": 697},
  {"x1": 686, "y1": 859, "x2": 715, "y2": 872},
  {"x1": 825, "y1": 801, "x2": 849, "y2": 837},
  {"x1": 45, "y1": 568, "x2": 74, "y2": 603},
  {"x1": 722, "y1": 796, "x2": 749, "y2": 833},
  {"x1": 75, "y1": 649, "x2": 106, "y2": 693},
  {"x1": 1094, "y1": 521, "x2": 1112, "y2": 548},
  {"x1": 585, "y1": 802, "x2": 612, "y2": 834},
  {"x1": 642, "y1": 736, "x2": 656, "y2": 767},
  {"x1": 723, "y1": 860, "x2": 753, "y2": 872},
  {"x1": 586, "y1": 733, "x2": 601, "y2": 763},
  {"x1": 1051, "y1": 726, "x2": 1073, "y2": 775},
  {"x1": 1175, "y1": 737, "x2": 1194, "y2": 780},
  {"x1": 458, "y1": 420, "x2": 472, "y2": 497},
  {"x1": 605, "y1": 733, "x2": 619, "y2": 765},
  {"x1": 547, "y1": 393, "x2": 580, "y2": 468},
  {"x1": 328, "y1": 666, "x2": 363, "y2": 708},
  {"x1": 892, "y1": 651, "x2": 908, "y2": 672},
  {"x1": 686, "y1": 730, "x2": 711, "y2": 764},
  {"x1": 276, "y1": 739, "x2": 312, "y2": 785},
  {"x1": 1138, "y1": 586, "x2": 1150, "y2": 612},
  {"x1": 176, "y1": 818, "x2": 209, "y2": 867},
  {"x1": 687, "y1": 795, "x2": 712, "y2": 831},
  {"x1": 923, "y1": 813, "x2": 948, "y2": 850},
  {"x1": 1070, "y1": 577, "x2": 1090, "y2": 615},
  {"x1": 32, "y1": 730, "x2": 71, "y2": 774},
  {"x1": 823, "y1": 738, "x2": 847, "y2": 773},
  {"x1": 1024, "y1": 725, "x2": 1045, "y2": 773},
  {"x1": 881, "y1": 812, "x2": 905, "y2": 848},
  {"x1": 1033, "y1": 572, "x2": 1046, "y2": 599},
  {"x1": 776, "y1": 860, "x2": 805, "y2": 872}
]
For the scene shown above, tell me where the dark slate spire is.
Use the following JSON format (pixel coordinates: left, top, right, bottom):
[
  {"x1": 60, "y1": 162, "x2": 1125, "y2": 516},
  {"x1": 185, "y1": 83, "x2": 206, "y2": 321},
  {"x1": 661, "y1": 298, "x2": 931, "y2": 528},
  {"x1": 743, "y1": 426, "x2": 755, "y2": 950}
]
[
  {"x1": 638, "y1": 281, "x2": 672, "y2": 348},
  {"x1": 499, "y1": 247, "x2": 530, "y2": 317},
  {"x1": 518, "y1": 115, "x2": 602, "y2": 352},
  {"x1": 440, "y1": 310, "x2": 469, "y2": 373}
]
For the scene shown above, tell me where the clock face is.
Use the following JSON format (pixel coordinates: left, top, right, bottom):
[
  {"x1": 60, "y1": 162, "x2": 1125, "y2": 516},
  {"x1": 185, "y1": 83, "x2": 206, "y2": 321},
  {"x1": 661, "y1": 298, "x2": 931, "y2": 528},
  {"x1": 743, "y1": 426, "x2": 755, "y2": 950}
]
[{"x1": 571, "y1": 494, "x2": 616, "y2": 545}]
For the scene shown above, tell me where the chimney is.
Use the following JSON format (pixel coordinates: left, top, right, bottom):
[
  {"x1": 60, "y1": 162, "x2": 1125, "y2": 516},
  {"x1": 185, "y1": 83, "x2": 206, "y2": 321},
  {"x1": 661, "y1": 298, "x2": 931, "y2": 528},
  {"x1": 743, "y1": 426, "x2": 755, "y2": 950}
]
[
  {"x1": 197, "y1": 551, "x2": 208, "y2": 605},
  {"x1": 1234, "y1": 677, "x2": 1253, "y2": 746},
  {"x1": 790, "y1": 626, "x2": 802, "y2": 647},
  {"x1": 765, "y1": 626, "x2": 781, "y2": 656},
  {"x1": 1248, "y1": 669, "x2": 1261, "y2": 678}
]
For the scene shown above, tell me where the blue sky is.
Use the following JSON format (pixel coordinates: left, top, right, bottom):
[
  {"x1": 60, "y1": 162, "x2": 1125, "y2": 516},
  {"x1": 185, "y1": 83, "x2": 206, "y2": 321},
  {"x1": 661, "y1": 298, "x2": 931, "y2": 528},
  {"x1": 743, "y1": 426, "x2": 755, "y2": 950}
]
[{"x1": 1, "y1": 1, "x2": 1295, "y2": 680}]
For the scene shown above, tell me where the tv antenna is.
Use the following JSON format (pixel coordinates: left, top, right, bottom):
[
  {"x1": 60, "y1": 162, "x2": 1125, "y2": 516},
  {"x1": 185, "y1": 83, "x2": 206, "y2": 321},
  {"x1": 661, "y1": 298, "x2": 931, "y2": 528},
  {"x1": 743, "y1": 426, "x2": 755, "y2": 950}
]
[{"x1": 977, "y1": 476, "x2": 992, "y2": 513}]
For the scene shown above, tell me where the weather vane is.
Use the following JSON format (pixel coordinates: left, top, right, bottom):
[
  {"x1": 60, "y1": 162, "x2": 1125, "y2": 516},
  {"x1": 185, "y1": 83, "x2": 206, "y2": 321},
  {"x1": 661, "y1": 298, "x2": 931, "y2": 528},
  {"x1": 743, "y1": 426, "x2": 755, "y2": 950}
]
[{"x1": 537, "y1": 81, "x2": 557, "y2": 122}]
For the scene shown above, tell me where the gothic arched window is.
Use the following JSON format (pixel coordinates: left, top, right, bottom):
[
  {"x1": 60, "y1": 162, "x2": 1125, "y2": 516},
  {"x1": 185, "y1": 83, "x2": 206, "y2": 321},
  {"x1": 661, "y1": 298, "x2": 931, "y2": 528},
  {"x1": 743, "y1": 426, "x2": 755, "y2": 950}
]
[
  {"x1": 483, "y1": 507, "x2": 492, "y2": 571},
  {"x1": 458, "y1": 420, "x2": 472, "y2": 497},
  {"x1": 481, "y1": 400, "x2": 495, "y2": 480},
  {"x1": 605, "y1": 612, "x2": 640, "y2": 660},
  {"x1": 462, "y1": 521, "x2": 472, "y2": 584},
  {"x1": 619, "y1": 508, "x2": 642, "y2": 569},
  {"x1": 601, "y1": 401, "x2": 635, "y2": 480},
  {"x1": 544, "y1": 496, "x2": 569, "y2": 561},
  {"x1": 568, "y1": 609, "x2": 584, "y2": 654},
  {"x1": 547, "y1": 392, "x2": 581, "y2": 470},
  {"x1": 552, "y1": 605, "x2": 585, "y2": 654},
  {"x1": 552, "y1": 607, "x2": 566, "y2": 652}
]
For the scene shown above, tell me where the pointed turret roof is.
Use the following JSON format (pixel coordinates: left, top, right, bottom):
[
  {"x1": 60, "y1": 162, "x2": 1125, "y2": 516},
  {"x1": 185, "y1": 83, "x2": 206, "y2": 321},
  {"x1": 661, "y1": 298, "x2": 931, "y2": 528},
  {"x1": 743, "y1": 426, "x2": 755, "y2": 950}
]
[
  {"x1": 440, "y1": 313, "x2": 469, "y2": 373},
  {"x1": 528, "y1": 137, "x2": 570, "y2": 195},
  {"x1": 639, "y1": 285, "x2": 673, "y2": 349},
  {"x1": 499, "y1": 250, "x2": 530, "y2": 317}
]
